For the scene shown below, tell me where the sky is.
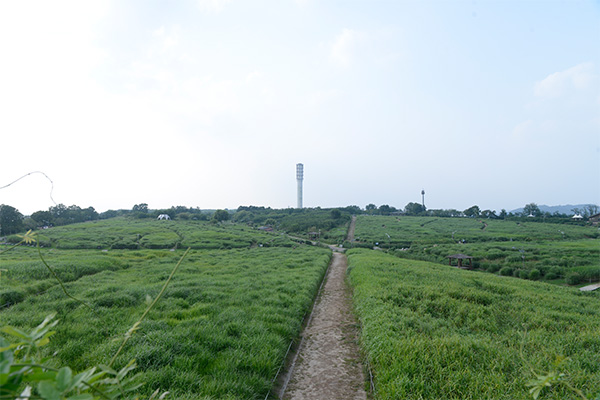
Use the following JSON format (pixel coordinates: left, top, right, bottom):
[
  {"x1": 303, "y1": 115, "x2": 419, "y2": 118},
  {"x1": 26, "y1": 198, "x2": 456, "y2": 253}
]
[{"x1": 0, "y1": 0, "x2": 599, "y2": 215}]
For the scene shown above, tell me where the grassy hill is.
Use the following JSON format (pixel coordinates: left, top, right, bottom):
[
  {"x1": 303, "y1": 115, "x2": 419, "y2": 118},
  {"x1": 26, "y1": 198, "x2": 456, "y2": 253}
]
[
  {"x1": 351, "y1": 216, "x2": 600, "y2": 285},
  {"x1": 2, "y1": 213, "x2": 599, "y2": 399},
  {"x1": 0, "y1": 218, "x2": 330, "y2": 399},
  {"x1": 347, "y1": 249, "x2": 600, "y2": 399}
]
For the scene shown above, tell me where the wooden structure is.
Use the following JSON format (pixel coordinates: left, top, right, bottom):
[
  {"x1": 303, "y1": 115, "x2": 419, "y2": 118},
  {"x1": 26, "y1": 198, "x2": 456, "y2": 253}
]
[{"x1": 448, "y1": 254, "x2": 473, "y2": 270}]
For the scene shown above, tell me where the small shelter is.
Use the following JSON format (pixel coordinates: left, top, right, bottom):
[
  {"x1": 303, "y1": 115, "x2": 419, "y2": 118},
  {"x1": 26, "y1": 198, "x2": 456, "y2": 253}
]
[
  {"x1": 448, "y1": 254, "x2": 474, "y2": 270},
  {"x1": 157, "y1": 214, "x2": 171, "y2": 220}
]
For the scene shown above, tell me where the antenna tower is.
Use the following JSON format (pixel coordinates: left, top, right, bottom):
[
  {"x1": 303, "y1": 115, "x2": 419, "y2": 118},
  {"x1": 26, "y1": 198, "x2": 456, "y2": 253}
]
[{"x1": 296, "y1": 163, "x2": 304, "y2": 208}]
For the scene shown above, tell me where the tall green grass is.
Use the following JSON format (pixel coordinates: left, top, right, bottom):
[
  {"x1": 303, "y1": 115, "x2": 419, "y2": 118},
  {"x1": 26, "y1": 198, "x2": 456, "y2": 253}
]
[
  {"x1": 20, "y1": 218, "x2": 297, "y2": 250},
  {"x1": 352, "y1": 216, "x2": 600, "y2": 282},
  {"x1": 1, "y1": 246, "x2": 331, "y2": 399},
  {"x1": 347, "y1": 249, "x2": 600, "y2": 399}
]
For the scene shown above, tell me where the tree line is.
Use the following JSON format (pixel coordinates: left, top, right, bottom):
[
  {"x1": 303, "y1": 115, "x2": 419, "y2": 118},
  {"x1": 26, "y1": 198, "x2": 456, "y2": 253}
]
[{"x1": 1, "y1": 201, "x2": 597, "y2": 237}]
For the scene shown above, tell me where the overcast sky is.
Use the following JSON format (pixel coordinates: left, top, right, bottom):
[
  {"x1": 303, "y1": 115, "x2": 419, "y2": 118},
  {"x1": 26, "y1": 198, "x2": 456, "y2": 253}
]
[{"x1": 0, "y1": 0, "x2": 598, "y2": 215}]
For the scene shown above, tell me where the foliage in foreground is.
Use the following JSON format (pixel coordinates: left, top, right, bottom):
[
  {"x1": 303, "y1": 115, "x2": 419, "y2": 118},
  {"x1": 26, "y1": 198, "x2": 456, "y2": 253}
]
[
  {"x1": 1, "y1": 314, "x2": 164, "y2": 400},
  {"x1": 347, "y1": 249, "x2": 600, "y2": 399}
]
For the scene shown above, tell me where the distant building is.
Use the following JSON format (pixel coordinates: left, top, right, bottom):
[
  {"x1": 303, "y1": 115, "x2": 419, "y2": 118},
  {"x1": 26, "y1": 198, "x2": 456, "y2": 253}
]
[
  {"x1": 589, "y1": 213, "x2": 600, "y2": 225},
  {"x1": 157, "y1": 214, "x2": 171, "y2": 220}
]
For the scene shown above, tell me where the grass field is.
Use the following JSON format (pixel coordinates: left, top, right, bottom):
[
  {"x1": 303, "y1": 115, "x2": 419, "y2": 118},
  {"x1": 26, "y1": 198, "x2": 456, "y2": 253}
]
[
  {"x1": 7, "y1": 218, "x2": 298, "y2": 250},
  {"x1": 347, "y1": 248, "x2": 600, "y2": 399},
  {"x1": 1, "y1": 219, "x2": 331, "y2": 399},
  {"x1": 3, "y1": 214, "x2": 600, "y2": 399},
  {"x1": 352, "y1": 216, "x2": 600, "y2": 283}
]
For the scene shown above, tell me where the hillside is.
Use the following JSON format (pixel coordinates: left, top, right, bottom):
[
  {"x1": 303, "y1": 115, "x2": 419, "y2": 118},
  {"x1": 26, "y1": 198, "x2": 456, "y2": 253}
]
[
  {"x1": 510, "y1": 204, "x2": 597, "y2": 215},
  {"x1": 347, "y1": 249, "x2": 600, "y2": 399}
]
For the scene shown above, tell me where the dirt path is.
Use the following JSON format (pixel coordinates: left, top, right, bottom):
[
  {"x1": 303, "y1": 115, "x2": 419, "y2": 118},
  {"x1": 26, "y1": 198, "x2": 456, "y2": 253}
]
[
  {"x1": 346, "y1": 216, "x2": 356, "y2": 243},
  {"x1": 281, "y1": 216, "x2": 366, "y2": 400}
]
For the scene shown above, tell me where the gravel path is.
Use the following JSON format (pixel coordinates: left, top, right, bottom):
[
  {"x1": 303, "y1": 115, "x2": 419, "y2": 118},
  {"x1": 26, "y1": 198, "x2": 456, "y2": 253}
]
[{"x1": 282, "y1": 216, "x2": 366, "y2": 400}]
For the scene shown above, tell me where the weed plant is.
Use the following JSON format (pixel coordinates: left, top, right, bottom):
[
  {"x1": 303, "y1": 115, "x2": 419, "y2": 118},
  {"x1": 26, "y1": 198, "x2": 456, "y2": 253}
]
[{"x1": 347, "y1": 249, "x2": 600, "y2": 399}]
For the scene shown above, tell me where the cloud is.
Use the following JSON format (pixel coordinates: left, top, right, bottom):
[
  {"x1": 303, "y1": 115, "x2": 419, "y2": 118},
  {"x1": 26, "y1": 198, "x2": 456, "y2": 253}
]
[
  {"x1": 534, "y1": 62, "x2": 597, "y2": 98},
  {"x1": 152, "y1": 26, "x2": 180, "y2": 53},
  {"x1": 513, "y1": 62, "x2": 599, "y2": 144},
  {"x1": 196, "y1": 0, "x2": 232, "y2": 13},
  {"x1": 330, "y1": 28, "x2": 366, "y2": 67}
]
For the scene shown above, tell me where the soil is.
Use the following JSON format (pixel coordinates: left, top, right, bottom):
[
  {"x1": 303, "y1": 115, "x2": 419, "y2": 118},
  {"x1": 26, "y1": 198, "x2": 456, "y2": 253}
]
[{"x1": 281, "y1": 216, "x2": 366, "y2": 400}]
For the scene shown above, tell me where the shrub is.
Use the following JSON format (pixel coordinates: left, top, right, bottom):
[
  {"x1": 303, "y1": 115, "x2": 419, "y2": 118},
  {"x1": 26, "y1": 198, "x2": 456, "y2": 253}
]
[
  {"x1": 519, "y1": 270, "x2": 530, "y2": 279},
  {"x1": 486, "y1": 250, "x2": 505, "y2": 260},
  {"x1": 545, "y1": 272, "x2": 559, "y2": 280},
  {"x1": 499, "y1": 267, "x2": 513, "y2": 276},
  {"x1": 528, "y1": 269, "x2": 541, "y2": 280},
  {"x1": 548, "y1": 266, "x2": 563, "y2": 277},
  {"x1": 513, "y1": 269, "x2": 523, "y2": 277},
  {"x1": 565, "y1": 272, "x2": 582, "y2": 285},
  {"x1": 505, "y1": 254, "x2": 523, "y2": 263},
  {"x1": 0, "y1": 289, "x2": 25, "y2": 307},
  {"x1": 486, "y1": 263, "x2": 501, "y2": 273}
]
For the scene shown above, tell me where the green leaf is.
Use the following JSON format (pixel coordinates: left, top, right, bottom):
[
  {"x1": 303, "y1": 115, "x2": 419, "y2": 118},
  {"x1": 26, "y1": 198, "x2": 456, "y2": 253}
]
[
  {"x1": 97, "y1": 364, "x2": 117, "y2": 376},
  {"x1": 56, "y1": 366, "x2": 73, "y2": 392},
  {"x1": 66, "y1": 395, "x2": 94, "y2": 400},
  {"x1": 0, "y1": 342, "x2": 22, "y2": 353},
  {"x1": 35, "y1": 337, "x2": 51, "y2": 347},
  {"x1": 0, "y1": 359, "x2": 11, "y2": 375},
  {"x1": 1, "y1": 326, "x2": 30, "y2": 340},
  {"x1": 27, "y1": 370, "x2": 57, "y2": 382},
  {"x1": 38, "y1": 381, "x2": 61, "y2": 400},
  {"x1": 116, "y1": 359, "x2": 137, "y2": 380}
]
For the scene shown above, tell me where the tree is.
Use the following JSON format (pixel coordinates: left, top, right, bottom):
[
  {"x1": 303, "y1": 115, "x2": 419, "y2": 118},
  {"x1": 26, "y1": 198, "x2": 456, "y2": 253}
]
[
  {"x1": 498, "y1": 209, "x2": 507, "y2": 219},
  {"x1": 330, "y1": 209, "x2": 342, "y2": 219},
  {"x1": 463, "y1": 205, "x2": 481, "y2": 218},
  {"x1": 365, "y1": 204, "x2": 377, "y2": 214},
  {"x1": 49, "y1": 204, "x2": 67, "y2": 219},
  {"x1": 31, "y1": 210, "x2": 53, "y2": 226},
  {"x1": 0, "y1": 204, "x2": 24, "y2": 235},
  {"x1": 404, "y1": 202, "x2": 425, "y2": 216},
  {"x1": 132, "y1": 203, "x2": 148, "y2": 213},
  {"x1": 212, "y1": 209, "x2": 230, "y2": 222},
  {"x1": 378, "y1": 205, "x2": 397, "y2": 215},
  {"x1": 343, "y1": 205, "x2": 362, "y2": 215},
  {"x1": 523, "y1": 203, "x2": 541, "y2": 217},
  {"x1": 481, "y1": 209, "x2": 497, "y2": 219},
  {"x1": 584, "y1": 204, "x2": 599, "y2": 217}
]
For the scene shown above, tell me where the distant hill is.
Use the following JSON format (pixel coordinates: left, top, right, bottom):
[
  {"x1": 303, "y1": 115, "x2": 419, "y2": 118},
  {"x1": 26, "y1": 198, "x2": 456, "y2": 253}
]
[{"x1": 510, "y1": 204, "x2": 597, "y2": 215}]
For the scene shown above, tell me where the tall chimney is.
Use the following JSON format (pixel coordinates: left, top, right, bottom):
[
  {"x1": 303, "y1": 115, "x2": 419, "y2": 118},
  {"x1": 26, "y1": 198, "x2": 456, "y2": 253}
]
[{"x1": 296, "y1": 163, "x2": 304, "y2": 208}]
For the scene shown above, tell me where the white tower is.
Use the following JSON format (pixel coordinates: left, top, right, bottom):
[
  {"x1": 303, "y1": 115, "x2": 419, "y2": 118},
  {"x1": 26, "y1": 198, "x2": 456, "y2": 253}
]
[{"x1": 296, "y1": 163, "x2": 304, "y2": 208}]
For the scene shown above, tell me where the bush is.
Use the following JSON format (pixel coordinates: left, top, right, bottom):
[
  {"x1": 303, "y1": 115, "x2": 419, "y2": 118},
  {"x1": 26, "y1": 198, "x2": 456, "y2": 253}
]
[
  {"x1": 519, "y1": 270, "x2": 530, "y2": 279},
  {"x1": 0, "y1": 289, "x2": 25, "y2": 307},
  {"x1": 486, "y1": 263, "x2": 501, "y2": 273},
  {"x1": 513, "y1": 269, "x2": 522, "y2": 277},
  {"x1": 565, "y1": 272, "x2": 582, "y2": 285},
  {"x1": 545, "y1": 272, "x2": 559, "y2": 280},
  {"x1": 528, "y1": 269, "x2": 541, "y2": 280},
  {"x1": 548, "y1": 266, "x2": 563, "y2": 277},
  {"x1": 499, "y1": 267, "x2": 513, "y2": 276},
  {"x1": 486, "y1": 250, "x2": 505, "y2": 260}
]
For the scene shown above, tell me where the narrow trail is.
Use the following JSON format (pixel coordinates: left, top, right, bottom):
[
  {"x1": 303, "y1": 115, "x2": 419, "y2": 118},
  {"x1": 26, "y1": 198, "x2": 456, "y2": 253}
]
[{"x1": 281, "y1": 216, "x2": 366, "y2": 400}]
